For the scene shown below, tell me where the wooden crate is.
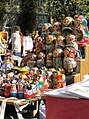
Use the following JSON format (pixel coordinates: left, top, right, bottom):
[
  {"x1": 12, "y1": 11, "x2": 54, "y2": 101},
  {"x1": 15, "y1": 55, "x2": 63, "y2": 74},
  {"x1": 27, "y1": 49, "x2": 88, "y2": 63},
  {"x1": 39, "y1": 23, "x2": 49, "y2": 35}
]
[
  {"x1": 72, "y1": 73, "x2": 80, "y2": 83},
  {"x1": 85, "y1": 44, "x2": 89, "y2": 74},
  {"x1": 76, "y1": 59, "x2": 86, "y2": 80}
]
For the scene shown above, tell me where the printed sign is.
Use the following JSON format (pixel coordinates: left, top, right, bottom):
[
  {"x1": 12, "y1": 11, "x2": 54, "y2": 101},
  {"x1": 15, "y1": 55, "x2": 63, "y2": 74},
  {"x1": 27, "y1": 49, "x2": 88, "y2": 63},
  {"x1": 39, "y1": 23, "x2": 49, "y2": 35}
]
[{"x1": 0, "y1": 32, "x2": 8, "y2": 55}]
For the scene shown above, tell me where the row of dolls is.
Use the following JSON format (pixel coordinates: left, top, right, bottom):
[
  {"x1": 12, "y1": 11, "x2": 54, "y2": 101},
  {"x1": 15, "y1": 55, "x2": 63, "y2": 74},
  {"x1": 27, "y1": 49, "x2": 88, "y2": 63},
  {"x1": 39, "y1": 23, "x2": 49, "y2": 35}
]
[
  {"x1": 28, "y1": 15, "x2": 89, "y2": 75},
  {"x1": 21, "y1": 33, "x2": 80, "y2": 75},
  {"x1": 34, "y1": 15, "x2": 88, "y2": 57},
  {"x1": 0, "y1": 61, "x2": 66, "y2": 98}
]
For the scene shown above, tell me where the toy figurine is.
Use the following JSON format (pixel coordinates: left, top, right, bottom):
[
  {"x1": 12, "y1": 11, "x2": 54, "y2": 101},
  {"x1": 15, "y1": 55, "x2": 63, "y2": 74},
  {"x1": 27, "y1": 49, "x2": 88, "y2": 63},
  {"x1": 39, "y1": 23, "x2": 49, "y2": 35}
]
[
  {"x1": 46, "y1": 53, "x2": 53, "y2": 68},
  {"x1": 52, "y1": 21, "x2": 62, "y2": 36},
  {"x1": 4, "y1": 81, "x2": 11, "y2": 98},
  {"x1": 48, "y1": 70, "x2": 65, "y2": 89},
  {"x1": 35, "y1": 36, "x2": 43, "y2": 55},
  {"x1": 66, "y1": 34, "x2": 78, "y2": 56},
  {"x1": 55, "y1": 35, "x2": 65, "y2": 49},
  {"x1": 17, "y1": 82, "x2": 24, "y2": 98},
  {"x1": 63, "y1": 47, "x2": 76, "y2": 75},
  {"x1": 1, "y1": 52, "x2": 14, "y2": 72},
  {"x1": 74, "y1": 15, "x2": 88, "y2": 46},
  {"x1": 37, "y1": 52, "x2": 46, "y2": 68},
  {"x1": 42, "y1": 23, "x2": 52, "y2": 35},
  {"x1": 62, "y1": 17, "x2": 74, "y2": 35},
  {"x1": 63, "y1": 17, "x2": 74, "y2": 30},
  {"x1": 53, "y1": 48, "x2": 63, "y2": 69},
  {"x1": 10, "y1": 80, "x2": 17, "y2": 97},
  {"x1": 46, "y1": 35, "x2": 55, "y2": 54}
]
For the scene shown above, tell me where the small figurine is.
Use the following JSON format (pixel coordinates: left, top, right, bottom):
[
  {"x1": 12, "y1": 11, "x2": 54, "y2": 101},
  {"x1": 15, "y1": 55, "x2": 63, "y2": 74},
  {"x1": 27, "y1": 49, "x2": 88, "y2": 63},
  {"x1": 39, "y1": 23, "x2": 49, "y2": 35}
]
[
  {"x1": 37, "y1": 52, "x2": 46, "y2": 68},
  {"x1": 35, "y1": 36, "x2": 43, "y2": 55},
  {"x1": 52, "y1": 21, "x2": 62, "y2": 35},
  {"x1": 4, "y1": 81, "x2": 11, "y2": 98},
  {"x1": 46, "y1": 35, "x2": 55, "y2": 54},
  {"x1": 48, "y1": 70, "x2": 65, "y2": 89},
  {"x1": 1, "y1": 52, "x2": 14, "y2": 72},
  {"x1": 63, "y1": 47, "x2": 77, "y2": 75},
  {"x1": 66, "y1": 34, "x2": 78, "y2": 55},
  {"x1": 17, "y1": 82, "x2": 24, "y2": 98},
  {"x1": 10, "y1": 80, "x2": 17, "y2": 97},
  {"x1": 55, "y1": 35, "x2": 65, "y2": 49},
  {"x1": 42, "y1": 23, "x2": 52, "y2": 35},
  {"x1": 53, "y1": 48, "x2": 63, "y2": 69},
  {"x1": 46, "y1": 53, "x2": 53, "y2": 68}
]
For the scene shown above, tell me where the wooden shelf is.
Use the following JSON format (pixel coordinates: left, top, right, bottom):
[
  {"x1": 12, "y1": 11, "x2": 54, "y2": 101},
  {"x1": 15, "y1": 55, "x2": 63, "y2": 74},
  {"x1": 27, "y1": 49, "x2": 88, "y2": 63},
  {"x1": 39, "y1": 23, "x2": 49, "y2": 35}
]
[
  {"x1": 85, "y1": 44, "x2": 89, "y2": 74},
  {"x1": 76, "y1": 59, "x2": 86, "y2": 80}
]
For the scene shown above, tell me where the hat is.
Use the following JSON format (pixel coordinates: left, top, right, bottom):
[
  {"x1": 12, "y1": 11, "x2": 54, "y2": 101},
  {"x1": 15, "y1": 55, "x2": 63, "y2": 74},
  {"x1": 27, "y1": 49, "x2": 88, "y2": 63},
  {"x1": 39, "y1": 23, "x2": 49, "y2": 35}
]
[
  {"x1": 12, "y1": 66, "x2": 20, "y2": 71},
  {"x1": 19, "y1": 67, "x2": 29, "y2": 72}
]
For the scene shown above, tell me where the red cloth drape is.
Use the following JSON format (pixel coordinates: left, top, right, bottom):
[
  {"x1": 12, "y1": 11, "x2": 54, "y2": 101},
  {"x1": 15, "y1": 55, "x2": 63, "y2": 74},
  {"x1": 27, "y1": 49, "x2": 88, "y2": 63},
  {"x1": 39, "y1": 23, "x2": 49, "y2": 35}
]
[{"x1": 46, "y1": 96, "x2": 89, "y2": 119}]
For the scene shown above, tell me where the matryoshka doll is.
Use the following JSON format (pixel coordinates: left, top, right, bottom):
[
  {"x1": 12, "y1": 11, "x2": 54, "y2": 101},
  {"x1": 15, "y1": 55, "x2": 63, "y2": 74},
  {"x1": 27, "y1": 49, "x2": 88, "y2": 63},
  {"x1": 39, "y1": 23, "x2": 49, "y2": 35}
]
[
  {"x1": 66, "y1": 34, "x2": 78, "y2": 56},
  {"x1": 55, "y1": 35, "x2": 65, "y2": 49},
  {"x1": 62, "y1": 17, "x2": 74, "y2": 36},
  {"x1": 4, "y1": 81, "x2": 11, "y2": 98},
  {"x1": 63, "y1": 47, "x2": 76, "y2": 75},
  {"x1": 46, "y1": 35, "x2": 55, "y2": 54},
  {"x1": 36, "y1": 69, "x2": 48, "y2": 94},
  {"x1": 35, "y1": 36, "x2": 43, "y2": 55},
  {"x1": 46, "y1": 53, "x2": 53, "y2": 68},
  {"x1": 74, "y1": 15, "x2": 88, "y2": 46},
  {"x1": 37, "y1": 52, "x2": 46, "y2": 68},
  {"x1": 48, "y1": 70, "x2": 64, "y2": 89},
  {"x1": 17, "y1": 82, "x2": 24, "y2": 98},
  {"x1": 24, "y1": 80, "x2": 32, "y2": 98},
  {"x1": 42, "y1": 23, "x2": 52, "y2": 36},
  {"x1": 63, "y1": 17, "x2": 74, "y2": 30},
  {"x1": 52, "y1": 21, "x2": 62, "y2": 36},
  {"x1": 10, "y1": 80, "x2": 17, "y2": 97},
  {"x1": 1, "y1": 52, "x2": 14, "y2": 72},
  {"x1": 53, "y1": 48, "x2": 63, "y2": 69}
]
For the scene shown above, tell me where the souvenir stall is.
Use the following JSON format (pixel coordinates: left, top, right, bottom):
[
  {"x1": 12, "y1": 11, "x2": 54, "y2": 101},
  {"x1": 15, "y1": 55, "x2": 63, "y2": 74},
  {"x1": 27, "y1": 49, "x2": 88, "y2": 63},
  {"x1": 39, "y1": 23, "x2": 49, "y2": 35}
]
[{"x1": 0, "y1": 15, "x2": 89, "y2": 119}]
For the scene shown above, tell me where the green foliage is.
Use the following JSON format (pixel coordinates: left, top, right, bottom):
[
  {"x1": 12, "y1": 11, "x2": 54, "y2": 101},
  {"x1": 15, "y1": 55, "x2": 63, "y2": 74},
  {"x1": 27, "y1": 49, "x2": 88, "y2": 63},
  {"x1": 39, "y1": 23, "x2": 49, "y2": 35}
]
[
  {"x1": 17, "y1": 0, "x2": 38, "y2": 34},
  {"x1": 46, "y1": 0, "x2": 89, "y2": 21},
  {"x1": 0, "y1": 2, "x2": 6, "y2": 20}
]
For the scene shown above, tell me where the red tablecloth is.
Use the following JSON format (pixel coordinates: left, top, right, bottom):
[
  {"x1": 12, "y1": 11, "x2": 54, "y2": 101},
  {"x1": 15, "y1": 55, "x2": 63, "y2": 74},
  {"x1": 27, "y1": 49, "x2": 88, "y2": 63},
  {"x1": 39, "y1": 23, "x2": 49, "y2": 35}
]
[{"x1": 46, "y1": 96, "x2": 89, "y2": 119}]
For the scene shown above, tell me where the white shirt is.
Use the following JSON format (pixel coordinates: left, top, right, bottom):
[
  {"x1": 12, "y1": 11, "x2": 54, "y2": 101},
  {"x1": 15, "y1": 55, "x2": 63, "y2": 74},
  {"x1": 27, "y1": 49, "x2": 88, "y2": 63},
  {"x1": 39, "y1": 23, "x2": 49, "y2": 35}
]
[
  {"x1": 11, "y1": 31, "x2": 21, "y2": 53},
  {"x1": 23, "y1": 36, "x2": 33, "y2": 55}
]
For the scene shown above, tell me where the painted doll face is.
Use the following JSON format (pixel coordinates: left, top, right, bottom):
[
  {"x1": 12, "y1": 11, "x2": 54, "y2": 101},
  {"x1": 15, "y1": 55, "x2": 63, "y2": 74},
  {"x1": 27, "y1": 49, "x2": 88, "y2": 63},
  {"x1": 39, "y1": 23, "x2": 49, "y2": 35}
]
[
  {"x1": 52, "y1": 25, "x2": 58, "y2": 32},
  {"x1": 52, "y1": 71, "x2": 58, "y2": 77}
]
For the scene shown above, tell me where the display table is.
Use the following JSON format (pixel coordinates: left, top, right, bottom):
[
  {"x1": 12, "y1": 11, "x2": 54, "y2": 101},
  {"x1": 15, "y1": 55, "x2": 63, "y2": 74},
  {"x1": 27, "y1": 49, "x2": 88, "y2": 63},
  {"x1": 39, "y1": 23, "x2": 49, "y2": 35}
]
[
  {"x1": 46, "y1": 96, "x2": 89, "y2": 119},
  {"x1": 0, "y1": 97, "x2": 39, "y2": 118}
]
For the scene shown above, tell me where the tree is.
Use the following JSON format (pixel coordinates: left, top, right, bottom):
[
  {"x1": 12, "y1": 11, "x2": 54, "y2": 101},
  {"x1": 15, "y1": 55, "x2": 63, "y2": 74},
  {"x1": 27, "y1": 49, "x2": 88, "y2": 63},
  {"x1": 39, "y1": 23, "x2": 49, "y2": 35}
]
[
  {"x1": 45, "y1": 0, "x2": 89, "y2": 22},
  {"x1": 0, "y1": 1, "x2": 6, "y2": 30},
  {"x1": 17, "y1": 0, "x2": 38, "y2": 35}
]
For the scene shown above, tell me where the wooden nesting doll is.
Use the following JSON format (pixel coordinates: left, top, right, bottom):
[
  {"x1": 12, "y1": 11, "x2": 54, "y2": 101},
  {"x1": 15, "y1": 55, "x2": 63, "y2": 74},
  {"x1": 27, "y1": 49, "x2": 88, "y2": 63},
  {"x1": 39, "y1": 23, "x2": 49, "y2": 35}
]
[
  {"x1": 10, "y1": 80, "x2": 17, "y2": 97},
  {"x1": 46, "y1": 35, "x2": 55, "y2": 54},
  {"x1": 63, "y1": 47, "x2": 76, "y2": 75},
  {"x1": 55, "y1": 35, "x2": 65, "y2": 49},
  {"x1": 35, "y1": 36, "x2": 43, "y2": 55},
  {"x1": 37, "y1": 52, "x2": 46, "y2": 68},
  {"x1": 17, "y1": 82, "x2": 24, "y2": 98},
  {"x1": 74, "y1": 15, "x2": 88, "y2": 46},
  {"x1": 66, "y1": 34, "x2": 78, "y2": 55},
  {"x1": 46, "y1": 53, "x2": 53, "y2": 68},
  {"x1": 53, "y1": 48, "x2": 63, "y2": 69},
  {"x1": 52, "y1": 21, "x2": 62, "y2": 36}
]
